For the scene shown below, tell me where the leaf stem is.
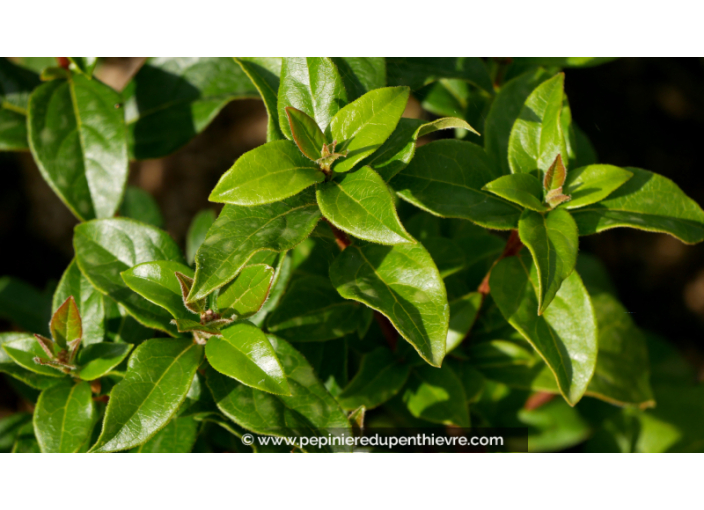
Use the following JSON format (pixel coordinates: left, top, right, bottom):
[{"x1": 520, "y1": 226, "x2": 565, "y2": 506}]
[
  {"x1": 324, "y1": 218, "x2": 351, "y2": 250},
  {"x1": 56, "y1": 57, "x2": 70, "y2": 70},
  {"x1": 477, "y1": 229, "x2": 523, "y2": 296}
]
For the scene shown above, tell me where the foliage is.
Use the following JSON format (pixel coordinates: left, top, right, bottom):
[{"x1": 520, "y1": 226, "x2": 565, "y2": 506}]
[{"x1": 1, "y1": 56, "x2": 703, "y2": 453}]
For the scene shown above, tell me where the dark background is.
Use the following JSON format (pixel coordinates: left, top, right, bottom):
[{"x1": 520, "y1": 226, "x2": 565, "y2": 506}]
[{"x1": 2, "y1": 57, "x2": 703, "y2": 412}]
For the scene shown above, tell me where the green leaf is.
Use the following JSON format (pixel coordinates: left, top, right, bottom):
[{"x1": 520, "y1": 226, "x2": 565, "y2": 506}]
[
  {"x1": 520, "y1": 398, "x2": 591, "y2": 452},
  {"x1": 50, "y1": 296, "x2": 82, "y2": 350},
  {"x1": 403, "y1": 365, "x2": 470, "y2": 427},
  {"x1": 121, "y1": 261, "x2": 196, "y2": 321},
  {"x1": 0, "y1": 333, "x2": 61, "y2": 389},
  {"x1": 266, "y1": 275, "x2": 363, "y2": 342},
  {"x1": 1, "y1": 336, "x2": 66, "y2": 378},
  {"x1": 277, "y1": 57, "x2": 347, "y2": 141},
  {"x1": 329, "y1": 86, "x2": 409, "y2": 173},
  {"x1": 234, "y1": 57, "x2": 284, "y2": 141},
  {"x1": 490, "y1": 254, "x2": 597, "y2": 405},
  {"x1": 329, "y1": 242, "x2": 449, "y2": 367},
  {"x1": 189, "y1": 189, "x2": 321, "y2": 301},
  {"x1": 391, "y1": 140, "x2": 522, "y2": 229},
  {"x1": 446, "y1": 292, "x2": 482, "y2": 353},
  {"x1": 28, "y1": 73, "x2": 128, "y2": 221},
  {"x1": 67, "y1": 57, "x2": 98, "y2": 77},
  {"x1": 34, "y1": 380, "x2": 95, "y2": 453},
  {"x1": 571, "y1": 167, "x2": 704, "y2": 244},
  {"x1": 485, "y1": 68, "x2": 551, "y2": 175},
  {"x1": 514, "y1": 57, "x2": 618, "y2": 68},
  {"x1": 209, "y1": 140, "x2": 324, "y2": 206},
  {"x1": 483, "y1": 173, "x2": 548, "y2": 212},
  {"x1": 186, "y1": 210, "x2": 216, "y2": 266},
  {"x1": 206, "y1": 336, "x2": 352, "y2": 452},
  {"x1": 0, "y1": 413, "x2": 32, "y2": 452},
  {"x1": 285, "y1": 106, "x2": 328, "y2": 161},
  {"x1": 508, "y1": 73, "x2": 566, "y2": 175},
  {"x1": 317, "y1": 165, "x2": 414, "y2": 244},
  {"x1": 294, "y1": 337, "x2": 348, "y2": 397},
  {"x1": 367, "y1": 117, "x2": 478, "y2": 183},
  {"x1": 205, "y1": 321, "x2": 289, "y2": 395},
  {"x1": 518, "y1": 208, "x2": 579, "y2": 314},
  {"x1": 331, "y1": 57, "x2": 386, "y2": 100},
  {"x1": 119, "y1": 186, "x2": 164, "y2": 227},
  {"x1": 172, "y1": 319, "x2": 220, "y2": 336},
  {"x1": 0, "y1": 276, "x2": 51, "y2": 336},
  {"x1": 76, "y1": 342, "x2": 133, "y2": 381},
  {"x1": 74, "y1": 218, "x2": 186, "y2": 334},
  {"x1": 217, "y1": 264, "x2": 274, "y2": 318},
  {"x1": 91, "y1": 338, "x2": 204, "y2": 452},
  {"x1": 124, "y1": 57, "x2": 258, "y2": 159},
  {"x1": 11, "y1": 421, "x2": 41, "y2": 452},
  {"x1": 338, "y1": 348, "x2": 410, "y2": 410},
  {"x1": 422, "y1": 236, "x2": 466, "y2": 278},
  {"x1": 129, "y1": 416, "x2": 199, "y2": 453},
  {"x1": 386, "y1": 57, "x2": 493, "y2": 94},
  {"x1": 562, "y1": 165, "x2": 633, "y2": 209},
  {"x1": 0, "y1": 58, "x2": 39, "y2": 150}
]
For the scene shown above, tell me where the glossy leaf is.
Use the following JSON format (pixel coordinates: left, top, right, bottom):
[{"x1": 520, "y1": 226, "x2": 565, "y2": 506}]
[
  {"x1": 0, "y1": 58, "x2": 39, "y2": 150},
  {"x1": 124, "y1": 57, "x2": 258, "y2": 159},
  {"x1": 518, "y1": 208, "x2": 579, "y2": 314},
  {"x1": 34, "y1": 380, "x2": 95, "y2": 453},
  {"x1": 234, "y1": 57, "x2": 283, "y2": 141},
  {"x1": 189, "y1": 189, "x2": 321, "y2": 301},
  {"x1": 329, "y1": 86, "x2": 409, "y2": 173},
  {"x1": 338, "y1": 348, "x2": 410, "y2": 410},
  {"x1": 205, "y1": 321, "x2": 289, "y2": 395},
  {"x1": 50, "y1": 296, "x2": 82, "y2": 350},
  {"x1": 67, "y1": 57, "x2": 98, "y2": 77},
  {"x1": 317, "y1": 165, "x2": 414, "y2": 244},
  {"x1": 209, "y1": 140, "x2": 324, "y2": 206},
  {"x1": 508, "y1": 73, "x2": 566, "y2": 175},
  {"x1": 403, "y1": 365, "x2": 470, "y2": 427},
  {"x1": 121, "y1": 261, "x2": 197, "y2": 320},
  {"x1": 217, "y1": 264, "x2": 274, "y2": 318},
  {"x1": 392, "y1": 140, "x2": 522, "y2": 229},
  {"x1": 285, "y1": 106, "x2": 328, "y2": 161},
  {"x1": 91, "y1": 338, "x2": 204, "y2": 452},
  {"x1": 571, "y1": 167, "x2": 704, "y2": 244},
  {"x1": 119, "y1": 186, "x2": 163, "y2": 227},
  {"x1": 485, "y1": 68, "x2": 551, "y2": 175},
  {"x1": 386, "y1": 57, "x2": 493, "y2": 93},
  {"x1": 562, "y1": 165, "x2": 633, "y2": 209},
  {"x1": 186, "y1": 210, "x2": 216, "y2": 266},
  {"x1": 490, "y1": 254, "x2": 597, "y2": 405},
  {"x1": 266, "y1": 275, "x2": 363, "y2": 342},
  {"x1": 129, "y1": 416, "x2": 199, "y2": 453},
  {"x1": 28, "y1": 73, "x2": 128, "y2": 220},
  {"x1": 483, "y1": 173, "x2": 548, "y2": 212},
  {"x1": 277, "y1": 57, "x2": 347, "y2": 140},
  {"x1": 331, "y1": 57, "x2": 386, "y2": 100},
  {"x1": 0, "y1": 333, "x2": 61, "y2": 389},
  {"x1": 1, "y1": 335, "x2": 65, "y2": 378},
  {"x1": 76, "y1": 342, "x2": 133, "y2": 381},
  {"x1": 329, "y1": 241, "x2": 449, "y2": 367},
  {"x1": 206, "y1": 336, "x2": 352, "y2": 452}
]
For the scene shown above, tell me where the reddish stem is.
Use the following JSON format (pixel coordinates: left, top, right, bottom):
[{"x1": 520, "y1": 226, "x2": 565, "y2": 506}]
[
  {"x1": 524, "y1": 392, "x2": 555, "y2": 411},
  {"x1": 56, "y1": 57, "x2": 70, "y2": 69},
  {"x1": 324, "y1": 219, "x2": 351, "y2": 250},
  {"x1": 375, "y1": 311, "x2": 398, "y2": 350},
  {"x1": 478, "y1": 230, "x2": 523, "y2": 296}
]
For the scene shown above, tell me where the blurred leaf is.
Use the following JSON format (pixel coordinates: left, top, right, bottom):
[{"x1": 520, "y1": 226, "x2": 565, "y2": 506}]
[
  {"x1": 129, "y1": 416, "x2": 199, "y2": 453},
  {"x1": 0, "y1": 58, "x2": 39, "y2": 150},
  {"x1": 67, "y1": 57, "x2": 98, "y2": 77},
  {"x1": 331, "y1": 57, "x2": 386, "y2": 100},
  {"x1": 186, "y1": 210, "x2": 216, "y2": 266},
  {"x1": 403, "y1": 365, "x2": 470, "y2": 427},
  {"x1": 235, "y1": 57, "x2": 283, "y2": 141},
  {"x1": 119, "y1": 186, "x2": 163, "y2": 227},
  {"x1": 386, "y1": 57, "x2": 493, "y2": 93},
  {"x1": 0, "y1": 276, "x2": 52, "y2": 335},
  {"x1": 338, "y1": 348, "x2": 410, "y2": 410},
  {"x1": 519, "y1": 398, "x2": 591, "y2": 452}
]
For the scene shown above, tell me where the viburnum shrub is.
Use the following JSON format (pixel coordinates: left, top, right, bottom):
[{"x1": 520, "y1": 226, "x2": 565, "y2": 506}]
[{"x1": 1, "y1": 57, "x2": 703, "y2": 453}]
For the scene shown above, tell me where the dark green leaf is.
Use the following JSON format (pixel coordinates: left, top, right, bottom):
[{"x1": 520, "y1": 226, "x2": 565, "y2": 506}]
[
  {"x1": 119, "y1": 186, "x2": 163, "y2": 227},
  {"x1": 91, "y1": 338, "x2": 204, "y2": 452},
  {"x1": 121, "y1": 260, "x2": 196, "y2": 321},
  {"x1": 124, "y1": 57, "x2": 258, "y2": 159},
  {"x1": 1, "y1": 335, "x2": 66, "y2": 378},
  {"x1": 386, "y1": 57, "x2": 493, "y2": 94},
  {"x1": 317, "y1": 165, "x2": 414, "y2": 244},
  {"x1": 338, "y1": 348, "x2": 410, "y2": 410},
  {"x1": 206, "y1": 321, "x2": 289, "y2": 395},
  {"x1": 11, "y1": 422, "x2": 40, "y2": 452},
  {"x1": 277, "y1": 57, "x2": 347, "y2": 140},
  {"x1": 519, "y1": 398, "x2": 591, "y2": 452},
  {"x1": 329, "y1": 86, "x2": 410, "y2": 173},
  {"x1": 403, "y1": 365, "x2": 470, "y2": 427},
  {"x1": 28, "y1": 73, "x2": 128, "y2": 221},
  {"x1": 189, "y1": 189, "x2": 321, "y2": 301},
  {"x1": 67, "y1": 57, "x2": 98, "y2": 77},
  {"x1": 483, "y1": 173, "x2": 548, "y2": 212},
  {"x1": 76, "y1": 342, "x2": 133, "y2": 381},
  {"x1": 331, "y1": 57, "x2": 386, "y2": 100},
  {"x1": 0, "y1": 58, "x2": 39, "y2": 150},
  {"x1": 234, "y1": 57, "x2": 283, "y2": 141},
  {"x1": 0, "y1": 413, "x2": 32, "y2": 452},
  {"x1": 514, "y1": 57, "x2": 618, "y2": 68},
  {"x1": 74, "y1": 218, "x2": 186, "y2": 334},
  {"x1": 0, "y1": 276, "x2": 51, "y2": 335},
  {"x1": 50, "y1": 296, "x2": 81, "y2": 350},
  {"x1": 518, "y1": 208, "x2": 579, "y2": 314},
  {"x1": 391, "y1": 140, "x2": 522, "y2": 229},
  {"x1": 129, "y1": 416, "x2": 199, "y2": 453},
  {"x1": 422, "y1": 236, "x2": 466, "y2": 278},
  {"x1": 285, "y1": 106, "x2": 328, "y2": 161},
  {"x1": 508, "y1": 73, "x2": 566, "y2": 175},
  {"x1": 266, "y1": 275, "x2": 363, "y2": 342},
  {"x1": 206, "y1": 336, "x2": 352, "y2": 452},
  {"x1": 294, "y1": 336, "x2": 348, "y2": 397},
  {"x1": 329, "y1": 241, "x2": 448, "y2": 367},
  {"x1": 34, "y1": 380, "x2": 95, "y2": 453},
  {"x1": 571, "y1": 167, "x2": 704, "y2": 244},
  {"x1": 446, "y1": 292, "x2": 482, "y2": 353},
  {"x1": 217, "y1": 264, "x2": 274, "y2": 318},
  {"x1": 490, "y1": 254, "x2": 597, "y2": 405},
  {"x1": 186, "y1": 210, "x2": 216, "y2": 266}
]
